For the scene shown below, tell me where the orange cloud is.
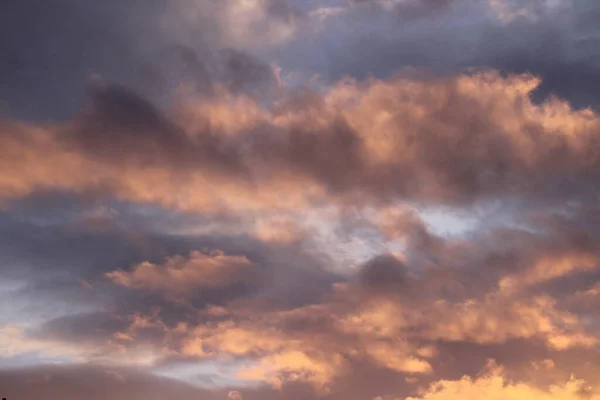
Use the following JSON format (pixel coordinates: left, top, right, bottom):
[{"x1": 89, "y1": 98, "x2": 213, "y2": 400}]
[
  {"x1": 106, "y1": 250, "x2": 257, "y2": 298},
  {"x1": 406, "y1": 362, "x2": 597, "y2": 400},
  {"x1": 2, "y1": 70, "x2": 600, "y2": 213}
]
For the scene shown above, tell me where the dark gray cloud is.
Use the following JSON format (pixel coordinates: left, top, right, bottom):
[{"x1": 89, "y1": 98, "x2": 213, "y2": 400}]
[
  {"x1": 0, "y1": 0, "x2": 165, "y2": 120},
  {"x1": 0, "y1": 194, "x2": 340, "y2": 333},
  {"x1": 0, "y1": 364, "x2": 220, "y2": 400},
  {"x1": 0, "y1": 0, "x2": 280, "y2": 122},
  {"x1": 64, "y1": 82, "x2": 247, "y2": 174},
  {"x1": 3, "y1": 1, "x2": 600, "y2": 208},
  {"x1": 351, "y1": 0, "x2": 461, "y2": 20},
  {"x1": 0, "y1": 363, "x2": 340, "y2": 400},
  {"x1": 275, "y1": 0, "x2": 600, "y2": 109}
]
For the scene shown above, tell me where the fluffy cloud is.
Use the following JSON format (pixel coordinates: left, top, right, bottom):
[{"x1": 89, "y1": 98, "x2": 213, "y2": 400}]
[
  {"x1": 106, "y1": 250, "x2": 258, "y2": 298},
  {"x1": 96, "y1": 240, "x2": 598, "y2": 389},
  {"x1": 2, "y1": 70, "x2": 600, "y2": 214},
  {"x1": 3, "y1": 1, "x2": 600, "y2": 399},
  {"x1": 406, "y1": 362, "x2": 597, "y2": 400}
]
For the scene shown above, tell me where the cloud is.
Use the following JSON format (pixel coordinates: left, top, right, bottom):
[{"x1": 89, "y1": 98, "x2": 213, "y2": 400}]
[
  {"x1": 275, "y1": 0, "x2": 600, "y2": 110},
  {"x1": 350, "y1": 0, "x2": 459, "y2": 20},
  {"x1": 106, "y1": 250, "x2": 259, "y2": 298},
  {"x1": 0, "y1": 324, "x2": 83, "y2": 361},
  {"x1": 487, "y1": 0, "x2": 570, "y2": 23},
  {"x1": 0, "y1": 0, "x2": 286, "y2": 123},
  {"x1": 0, "y1": 322, "x2": 164, "y2": 368},
  {"x1": 96, "y1": 243, "x2": 599, "y2": 389},
  {"x1": 229, "y1": 390, "x2": 243, "y2": 400},
  {"x1": 3, "y1": 70, "x2": 600, "y2": 214},
  {"x1": 405, "y1": 362, "x2": 597, "y2": 400},
  {"x1": 4, "y1": 179, "x2": 600, "y2": 392},
  {"x1": 0, "y1": 364, "x2": 226, "y2": 400},
  {"x1": 3, "y1": 1, "x2": 600, "y2": 398}
]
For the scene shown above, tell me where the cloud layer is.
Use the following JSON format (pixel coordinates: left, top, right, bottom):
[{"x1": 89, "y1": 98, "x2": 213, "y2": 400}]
[{"x1": 2, "y1": 0, "x2": 600, "y2": 399}]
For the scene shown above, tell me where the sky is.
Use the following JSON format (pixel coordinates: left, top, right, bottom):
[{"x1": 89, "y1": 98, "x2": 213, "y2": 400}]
[{"x1": 1, "y1": 0, "x2": 600, "y2": 399}]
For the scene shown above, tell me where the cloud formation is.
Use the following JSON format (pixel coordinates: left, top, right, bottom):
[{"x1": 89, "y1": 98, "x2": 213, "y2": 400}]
[
  {"x1": 2, "y1": 1, "x2": 600, "y2": 399},
  {"x1": 405, "y1": 362, "x2": 597, "y2": 400},
  {"x1": 2, "y1": 70, "x2": 600, "y2": 214},
  {"x1": 106, "y1": 250, "x2": 259, "y2": 298}
]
